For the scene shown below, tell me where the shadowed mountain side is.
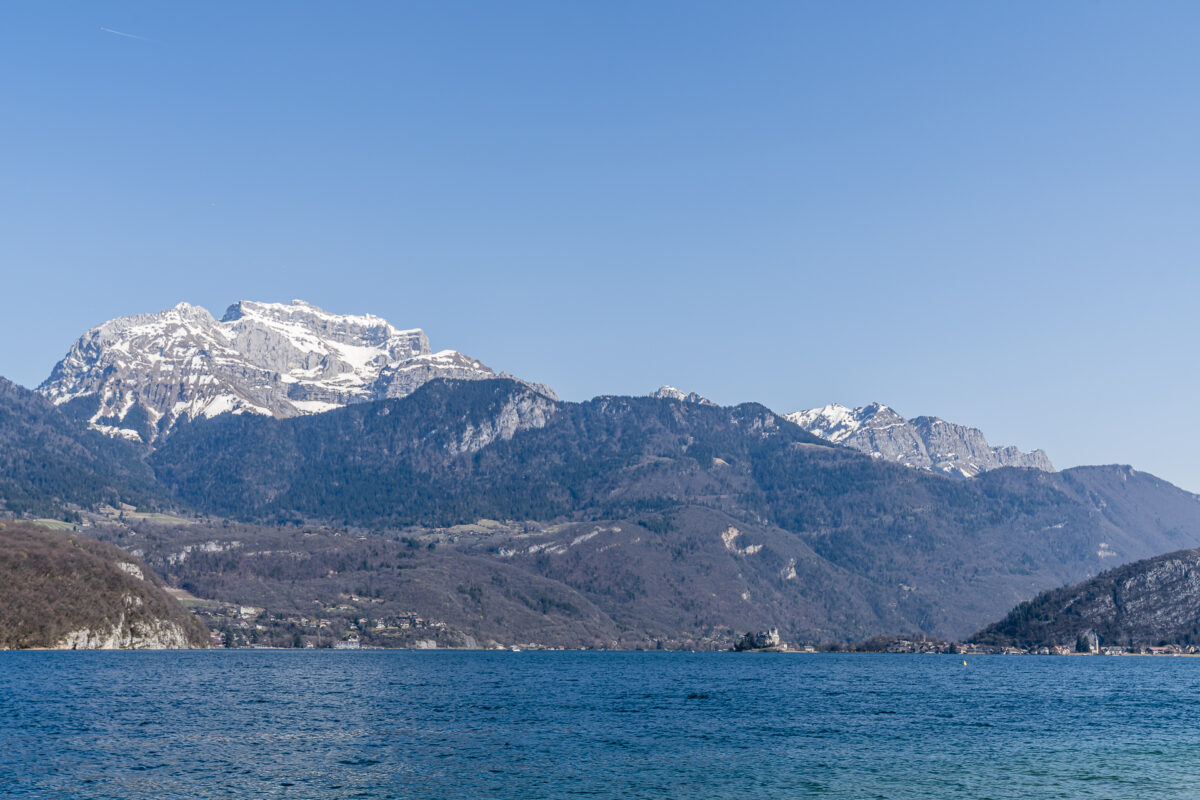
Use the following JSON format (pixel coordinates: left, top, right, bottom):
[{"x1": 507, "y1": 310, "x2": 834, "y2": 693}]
[
  {"x1": 973, "y1": 548, "x2": 1200, "y2": 649},
  {"x1": 0, "y1": 378, "x2": 167, "y2": 518},
  {"x1": 791, "y1": 465, "x2": 1200, "y2": 638},
  {"x1": 1057, "y1": 466, "x2": 1200, "y2": 554},
  {"x1": 149, "y1": 378, "x2": 831, "y2": 525}
]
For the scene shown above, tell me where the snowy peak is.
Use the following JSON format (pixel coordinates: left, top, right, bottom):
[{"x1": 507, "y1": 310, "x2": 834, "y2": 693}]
[
  {"x1": 39, "y1": 300, "x2": 555, "y2": 442},
  {"x1": 785, "y1": 403, "x2": 1053, "y2": 477},
  {"x1": 651, "y1": 386, "x2": 716, "y2": 406},
  {"x1": 786, "y1": 402, "x2": 900, "y2": 444},
  {"x1": 220, "y1": 299, "x2": 428, "y2": 354}
]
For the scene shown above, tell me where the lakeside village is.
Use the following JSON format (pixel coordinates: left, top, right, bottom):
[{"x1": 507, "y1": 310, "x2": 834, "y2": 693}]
[
  {"x1": 192, "y1": 603, "x2": 1197, "y2": 655},
  {"x1": 736, "y1": 630, "x2": 1200, "y2": 656},
  {"x1": 194, "y1": 599, "x2": 452, "y2": 650}
]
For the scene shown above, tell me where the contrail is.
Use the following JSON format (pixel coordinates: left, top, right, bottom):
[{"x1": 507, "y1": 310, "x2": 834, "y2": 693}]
[{"x1": 100, "y1": 26, "x2": 148, "y2": 41}]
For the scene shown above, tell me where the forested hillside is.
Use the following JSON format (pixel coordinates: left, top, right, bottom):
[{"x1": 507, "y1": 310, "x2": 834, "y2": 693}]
[
  {"x1": 151, "y1": 378, "x2": 829, "y2": 525},
  {"x1": 0, "y1": 522, "x2": 208, "y2": 649},
  {"x1": 974, "y1": 547, "x2": 1200, "y2": 649},
  {"x1": 0, "y1": 378, "x2": 166, "y2": 519}
]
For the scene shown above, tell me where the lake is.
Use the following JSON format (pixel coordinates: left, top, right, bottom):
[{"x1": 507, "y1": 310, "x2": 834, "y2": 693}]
[{"x1": 2, "y1": 651, "x2": 1198, "y2": 798}]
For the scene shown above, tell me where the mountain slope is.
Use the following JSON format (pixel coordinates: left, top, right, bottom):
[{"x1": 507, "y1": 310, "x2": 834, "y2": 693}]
[
  {"x1": 39, "y1": 299, "x2": 553, "y2": 442},
  {"x1": 96, "y1": 507, "x2": 921, "y2": 647},
  {"x1": 456, "y1": 506, "x2": 918, "y2": 643},
  {"x1": 973, "y1": 547, "x2": 1200, "y2": 649},
  {"x1": 151, "y1": 378, "x2": 564, "y2": 522},
  {"x1": 0, "y1": 522, "x2": 208, "y2": 649},
  {"x1": 149, "y1": 378, "x2": 1200, "y2": 638},
  {"x1": 0, "y1": 377, "x2": 165, "y2": 518},
  {"x1": 151, "y1": 378, "x2": 831, "y2": 525},
  {"x1": 786, "y1": 402, "x2": 1053, "y2": 477}
]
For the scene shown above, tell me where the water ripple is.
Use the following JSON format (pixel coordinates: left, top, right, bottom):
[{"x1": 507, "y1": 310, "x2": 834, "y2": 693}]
[{"x1": 3, "y1": 651, "x2": 1200, "y2": 798}]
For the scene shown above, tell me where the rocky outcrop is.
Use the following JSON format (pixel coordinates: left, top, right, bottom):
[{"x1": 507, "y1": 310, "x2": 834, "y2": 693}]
[
  {"x1": 651, "y1": 386, "x2": 716, "y2": 406},
  {"x1": 39, "y1": 299, "x2": 555, "y2": 442},
  {"x1": 786, "y1": 402, "x2": 1053, "y2": 477},
  {"x1": 448, "y1": 390, "x2": 558, "y2": 456},
  {"x1": 55, "y1": 615, "x2": 196, "y2": 650}
]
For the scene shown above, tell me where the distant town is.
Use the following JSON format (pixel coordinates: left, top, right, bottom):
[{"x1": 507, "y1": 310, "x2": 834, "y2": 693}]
[{"x1": 851, "y1": 637, "x2": 1200, "y2": 657}]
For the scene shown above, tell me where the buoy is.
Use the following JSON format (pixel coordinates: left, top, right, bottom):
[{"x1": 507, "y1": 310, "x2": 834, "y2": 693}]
[{"x1": 962, "y1": 660, "x2": 967, "y2": 666}]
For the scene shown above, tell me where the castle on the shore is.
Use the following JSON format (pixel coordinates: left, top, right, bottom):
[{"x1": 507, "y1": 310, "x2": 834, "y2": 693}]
[{"x1": 735, "y1": 628, "x2": 785, "y2": 651}]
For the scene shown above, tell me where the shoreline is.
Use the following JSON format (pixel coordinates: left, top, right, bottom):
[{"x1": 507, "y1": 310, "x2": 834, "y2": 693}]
[{"x1": 6, "y1": 645, "x2": 1200, "y2": 657}]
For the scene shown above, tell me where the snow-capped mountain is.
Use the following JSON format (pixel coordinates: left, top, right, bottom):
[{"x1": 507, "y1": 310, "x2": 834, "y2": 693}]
[
  {"x1": 650, "y1": 385, "x2": 715, "y2": 406},
  {"x1": 785, "y1": 402, "x2": 1053, "y2": 477},
  {"x1": 39, "y1": 300, "x2": 554, "y2": 442}
]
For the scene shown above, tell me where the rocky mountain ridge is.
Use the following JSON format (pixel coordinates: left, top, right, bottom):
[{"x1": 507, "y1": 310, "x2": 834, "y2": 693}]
[
  {"x1": 36, "y1": 297, "x2": 1054, "y2": 483},
  {"x1": 786, "y1": 402, "x2": 1053, "y2": 477},
  {"x1": 651, "y1": 385, "x2": 716, "y2": 406},
  {"x1": 38, "y1": 299, "x2": 553, "y2": 442}
]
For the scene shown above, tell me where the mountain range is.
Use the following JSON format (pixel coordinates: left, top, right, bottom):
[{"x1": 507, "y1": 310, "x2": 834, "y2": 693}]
[
  {"x1": 40, "y1": 300, "x2": 1048, "y2": 483},
  {"x1": 786, "y1": 402, "x2": 1053, "y2": 477},
  {"x1": 647, "y1": 388, "x2": 1050, "y2": 478},
  {"x1": 4, "y1": 298, "x2": 1200, "y2": 646},
  {"x1": 144, "y1": 378, "x2": 1200, "y2": 639}
]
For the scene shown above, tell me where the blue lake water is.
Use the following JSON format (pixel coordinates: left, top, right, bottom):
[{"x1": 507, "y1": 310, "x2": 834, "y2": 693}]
[{"x1": 2, "y1": 651, "x2": 1199, "y2": 798}]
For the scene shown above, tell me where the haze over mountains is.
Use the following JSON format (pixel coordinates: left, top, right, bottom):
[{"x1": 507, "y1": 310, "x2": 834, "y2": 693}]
[{"x1": 4, "y1": 299, "x2": 1200, "y2": 647}]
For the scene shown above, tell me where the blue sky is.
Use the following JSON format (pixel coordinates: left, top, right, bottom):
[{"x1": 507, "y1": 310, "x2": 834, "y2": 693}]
[{"x1": 3, "y1": 3, "x2": 1200, "y2": 489}]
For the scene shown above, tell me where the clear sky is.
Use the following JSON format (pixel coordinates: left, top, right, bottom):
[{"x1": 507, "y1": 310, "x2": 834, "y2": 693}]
[{"x1": 3, "y1": 3, "x2": 1199, "y2": 489}]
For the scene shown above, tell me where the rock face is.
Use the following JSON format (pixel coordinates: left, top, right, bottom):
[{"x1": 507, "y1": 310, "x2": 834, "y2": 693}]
[
  {"x1": 651, "y1": 386, "x2": 716, "y2": 406},
  {"x1": 55, "y1": 616, "x2": 197, "y2": 650},
  {"x1": 0, "y1": 522, "x2": 209, "y2": 649},
  {"x1": 446, "y1": 388, "x2": 558, "y2": 456},
  {"x1": 39, "y1": 299, "x2": 555, "y2": 442},
  {"x1": 974, "y1": 547, "x2": 1200, "y2": 649},
  {"x1": 786, "y1": 402, "x2": 1053, "y2": 477}
]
